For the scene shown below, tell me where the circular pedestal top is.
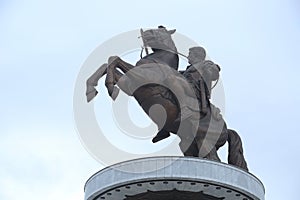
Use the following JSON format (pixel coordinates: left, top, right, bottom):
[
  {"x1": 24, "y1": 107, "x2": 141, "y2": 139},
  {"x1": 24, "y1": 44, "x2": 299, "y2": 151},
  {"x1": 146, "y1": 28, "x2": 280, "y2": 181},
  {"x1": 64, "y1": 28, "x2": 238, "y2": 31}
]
[{"x1": 85, "y1": 157, "x2": 265, "y2": 200}]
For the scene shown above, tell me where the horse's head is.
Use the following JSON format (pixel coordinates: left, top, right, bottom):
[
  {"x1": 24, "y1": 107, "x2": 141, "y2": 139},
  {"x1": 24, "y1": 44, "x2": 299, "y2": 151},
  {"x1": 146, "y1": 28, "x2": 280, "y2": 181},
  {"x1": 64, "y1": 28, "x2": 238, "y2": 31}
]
[{"x1": 141, "y1": 26, "x2": 177, "y2": 53}]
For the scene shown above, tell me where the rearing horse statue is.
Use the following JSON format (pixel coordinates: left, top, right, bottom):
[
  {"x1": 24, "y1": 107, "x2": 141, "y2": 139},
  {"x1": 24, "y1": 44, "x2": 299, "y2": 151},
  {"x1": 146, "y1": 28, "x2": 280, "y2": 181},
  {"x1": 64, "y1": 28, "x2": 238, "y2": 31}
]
[{"x1": 86, "y1": 26, "x2": 248, "y2": 171}]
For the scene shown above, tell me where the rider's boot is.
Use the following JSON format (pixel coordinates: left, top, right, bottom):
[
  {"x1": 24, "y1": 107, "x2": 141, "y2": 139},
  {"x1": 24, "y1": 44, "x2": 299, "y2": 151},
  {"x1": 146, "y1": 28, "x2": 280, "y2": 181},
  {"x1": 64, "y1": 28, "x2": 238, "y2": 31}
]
[{"x1": 152, "y1": 129, "x2": 170, "y2": 143}]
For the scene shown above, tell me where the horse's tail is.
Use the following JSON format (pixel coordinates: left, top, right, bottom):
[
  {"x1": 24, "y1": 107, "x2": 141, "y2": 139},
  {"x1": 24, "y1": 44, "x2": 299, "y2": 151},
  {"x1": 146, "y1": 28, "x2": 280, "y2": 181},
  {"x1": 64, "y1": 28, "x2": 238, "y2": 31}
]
[{"x1": 227, "y1": 129, "x2": 248, "y2": 171}]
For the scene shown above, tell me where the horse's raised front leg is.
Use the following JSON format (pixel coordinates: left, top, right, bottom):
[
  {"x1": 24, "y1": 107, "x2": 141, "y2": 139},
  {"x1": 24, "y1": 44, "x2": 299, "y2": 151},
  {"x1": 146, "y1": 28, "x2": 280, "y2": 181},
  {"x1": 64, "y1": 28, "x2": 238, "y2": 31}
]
[
  {"x1": 86, "y1": 63, "x2": 108, "y2": 102},
  {"x1": 105, "y1": 56, "x2": 135, "y2": 100}
]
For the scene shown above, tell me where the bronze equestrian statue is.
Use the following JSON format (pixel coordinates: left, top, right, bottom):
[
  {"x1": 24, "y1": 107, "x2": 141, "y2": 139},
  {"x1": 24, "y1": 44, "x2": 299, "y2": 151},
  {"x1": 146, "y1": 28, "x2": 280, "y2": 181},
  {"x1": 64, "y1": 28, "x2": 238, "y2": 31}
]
[{"x1": 86, "y1": 26, "x2": 248, "y2": 171}]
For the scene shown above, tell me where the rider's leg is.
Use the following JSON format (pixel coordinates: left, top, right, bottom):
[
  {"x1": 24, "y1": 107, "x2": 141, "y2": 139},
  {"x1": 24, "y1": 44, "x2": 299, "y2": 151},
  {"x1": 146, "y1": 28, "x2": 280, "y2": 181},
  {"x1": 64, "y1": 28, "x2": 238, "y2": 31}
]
[{"x1": 164, "y1": 76, "x2": 199, "y2": 121}]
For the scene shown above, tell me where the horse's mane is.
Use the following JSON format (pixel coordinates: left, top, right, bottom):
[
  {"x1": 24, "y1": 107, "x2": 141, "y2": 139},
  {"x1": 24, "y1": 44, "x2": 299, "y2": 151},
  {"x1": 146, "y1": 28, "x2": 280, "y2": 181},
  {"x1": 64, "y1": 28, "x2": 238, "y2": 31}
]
[{"x1": 136, "y1": 49, "x2": 179, "y2": 70}]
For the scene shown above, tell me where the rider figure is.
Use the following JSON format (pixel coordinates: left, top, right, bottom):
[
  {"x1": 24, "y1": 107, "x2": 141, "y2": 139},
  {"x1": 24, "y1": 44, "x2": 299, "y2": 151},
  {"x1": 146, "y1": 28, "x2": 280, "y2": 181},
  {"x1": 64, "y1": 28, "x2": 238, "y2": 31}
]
[
  {"x1": 152, "y1": 46, "x2": 221, "y2": 143},
  {"x1": 185, "y1": 47, "x2": 220, "y2": 98},
  {"x1": 183, "y1": 47, "x2": 220, "y2": 114}
]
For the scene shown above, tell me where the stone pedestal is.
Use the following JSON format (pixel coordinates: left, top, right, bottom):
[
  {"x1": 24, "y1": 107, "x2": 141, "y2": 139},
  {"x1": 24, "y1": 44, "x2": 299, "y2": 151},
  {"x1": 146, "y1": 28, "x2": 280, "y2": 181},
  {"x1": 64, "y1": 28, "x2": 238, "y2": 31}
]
[{"x1": 84, "y1": 157, "x2": 265, "y2": 200}]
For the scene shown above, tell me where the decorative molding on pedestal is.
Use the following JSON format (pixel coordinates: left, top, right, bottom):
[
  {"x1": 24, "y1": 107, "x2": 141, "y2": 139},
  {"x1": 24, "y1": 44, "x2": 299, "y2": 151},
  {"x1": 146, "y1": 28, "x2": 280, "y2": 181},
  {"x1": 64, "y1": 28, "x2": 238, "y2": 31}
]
[{"x1": 84, "y1": 157, "x2": 265, "y2": 200}]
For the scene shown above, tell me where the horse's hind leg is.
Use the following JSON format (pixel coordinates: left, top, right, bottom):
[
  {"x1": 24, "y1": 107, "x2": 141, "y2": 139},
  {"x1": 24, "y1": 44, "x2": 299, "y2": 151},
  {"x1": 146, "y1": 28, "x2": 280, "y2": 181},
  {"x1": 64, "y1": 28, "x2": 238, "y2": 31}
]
[
  {"x1": 227, "y1": 129, "x2": 248, "y2": 170},
  {"x1": 177, "y1": 120, "x2": 199, "y2": 157},
  {"x1": 204, "y1": 147, "x2": 221, "y2": 162},
  {"x1": 182, "y1": 139, "x2": 199, "y2": 157}
]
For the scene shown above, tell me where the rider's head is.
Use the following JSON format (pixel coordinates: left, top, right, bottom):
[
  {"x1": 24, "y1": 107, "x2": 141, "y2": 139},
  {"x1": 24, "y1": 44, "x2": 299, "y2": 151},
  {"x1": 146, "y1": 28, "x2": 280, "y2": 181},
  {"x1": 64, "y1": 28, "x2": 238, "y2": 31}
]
[{"x1": 188, "y1": 46, "x2": 206, "y2": 64}]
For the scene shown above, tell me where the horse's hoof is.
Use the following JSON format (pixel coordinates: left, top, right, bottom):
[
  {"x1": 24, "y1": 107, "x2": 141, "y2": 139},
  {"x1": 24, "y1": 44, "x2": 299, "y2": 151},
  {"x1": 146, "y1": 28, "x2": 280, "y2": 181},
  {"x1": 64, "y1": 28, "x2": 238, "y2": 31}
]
[
  {"x1": 86, "y1": 89, "x2": 98, "y2": 102},
  {"x1": 111, "y1": 87, "x2": 120, "y2": 101}
]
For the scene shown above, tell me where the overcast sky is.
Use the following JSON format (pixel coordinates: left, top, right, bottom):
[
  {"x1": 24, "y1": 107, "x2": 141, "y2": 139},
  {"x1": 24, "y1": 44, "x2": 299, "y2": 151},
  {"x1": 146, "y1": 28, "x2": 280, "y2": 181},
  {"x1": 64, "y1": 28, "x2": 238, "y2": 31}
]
[{"x1": 1, "y1": 0, "x2": 300, "y2": 200}]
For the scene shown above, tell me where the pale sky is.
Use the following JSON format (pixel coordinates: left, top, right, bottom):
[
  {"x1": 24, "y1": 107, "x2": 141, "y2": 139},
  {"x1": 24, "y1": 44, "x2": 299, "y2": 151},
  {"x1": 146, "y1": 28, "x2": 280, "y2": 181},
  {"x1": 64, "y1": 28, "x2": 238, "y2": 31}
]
[{"x1": 1, "y1": 0, "x2": 300, "y2": 200}]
